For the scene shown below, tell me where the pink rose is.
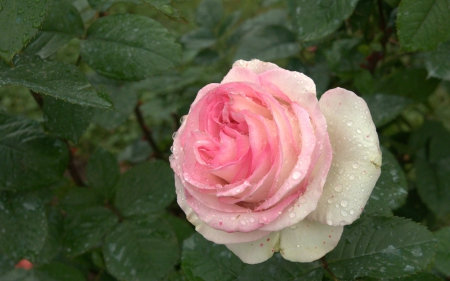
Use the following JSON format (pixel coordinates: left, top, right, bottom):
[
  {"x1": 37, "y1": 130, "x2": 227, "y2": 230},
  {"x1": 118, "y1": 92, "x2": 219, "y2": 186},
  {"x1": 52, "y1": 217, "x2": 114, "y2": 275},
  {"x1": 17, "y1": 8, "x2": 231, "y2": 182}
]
[{"x1": 170, "y1": 59, "x2": 382, "y2": 264}]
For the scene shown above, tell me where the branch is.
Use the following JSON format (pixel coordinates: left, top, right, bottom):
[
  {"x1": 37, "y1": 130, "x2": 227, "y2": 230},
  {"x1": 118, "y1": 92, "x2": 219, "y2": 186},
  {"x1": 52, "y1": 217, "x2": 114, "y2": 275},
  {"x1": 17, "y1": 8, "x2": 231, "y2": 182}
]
[
  {"x1": 134, "y1": 102, "x2": 165, "y2": 160},
  {"x1": 30, "y1": 90, "x2": 86, "y2": 186},
  {"x1": 65, "y1": 141, "x2": 86, "y2": 186},
  {"x1": 321, "y1": 257, "x2": 339, "y2": 281}
]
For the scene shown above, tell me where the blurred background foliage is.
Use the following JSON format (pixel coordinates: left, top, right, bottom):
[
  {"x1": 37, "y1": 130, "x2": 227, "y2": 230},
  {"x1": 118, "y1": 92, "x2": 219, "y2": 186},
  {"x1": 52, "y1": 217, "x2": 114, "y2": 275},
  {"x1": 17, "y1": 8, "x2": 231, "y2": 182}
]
[{"x1": 1, "y1": 0, "x2": 450, "y2": 280}]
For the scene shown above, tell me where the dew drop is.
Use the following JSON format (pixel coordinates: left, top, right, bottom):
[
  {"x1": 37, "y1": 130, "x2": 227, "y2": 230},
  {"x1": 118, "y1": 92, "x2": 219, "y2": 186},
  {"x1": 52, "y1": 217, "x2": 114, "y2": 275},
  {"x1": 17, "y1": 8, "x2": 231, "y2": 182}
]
[
  {"x1": 326, "y1": 219, "x2": 333, "y2": 225},
  {"x1": 240, "y1": 220, "x2": 247, "y2": 226},
  {"x1": 289, "y1": 212, "x2": 296, "y2": 219},
  {"x1": 352, "y1": 163, "x2": 359, "y2": 169},
  {"x1": 340, "y1": 210, "x2": 348, "y2": 217},
  {"x1": 292, "y1": 171, "x2": 302, "y2": 180},
  {"x1": 349, "y1": 175, "x2": 355, "y2": 180},
  {"x1": 349, "y1": 209, "x2": 355, "y2": 214},
  {"x1": 334, "y1": 184, "x2": 343, "y2": 192},
  {"x1": 356, "y1": 129, "x2": 361, "y2": 134},
  {"x1": 340, "y1": 200, "x2": 349, "y2": 207},
  {"x1": 346, "y1": 121, "x2": 353, "y2": 126}
]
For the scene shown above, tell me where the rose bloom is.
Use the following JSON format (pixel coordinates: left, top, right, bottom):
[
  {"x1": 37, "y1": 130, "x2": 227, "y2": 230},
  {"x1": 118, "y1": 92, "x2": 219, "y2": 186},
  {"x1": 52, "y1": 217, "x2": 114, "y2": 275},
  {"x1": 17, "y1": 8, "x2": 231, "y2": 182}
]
[{"x1": 170, "y1": 59, "x2": 382, "y2": 264}]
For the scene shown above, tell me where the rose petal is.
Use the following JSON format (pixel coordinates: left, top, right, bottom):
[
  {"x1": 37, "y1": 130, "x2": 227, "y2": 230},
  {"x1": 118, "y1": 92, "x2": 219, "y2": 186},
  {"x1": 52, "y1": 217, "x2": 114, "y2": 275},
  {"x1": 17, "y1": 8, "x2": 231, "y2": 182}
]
[
  {"x1": 226, "y1": 231, "x2": 280, "y2": 264},
  {"x1": 259, "y1": 134, "x2": 332, "y2": 231},
  {"x1": 233, "y1": 59, "x2": 280, "y2": 75},
  {"x1": 279, "y1": 220, "x2": 343, "y2": 262},
  {"x1": 175, "y1": 175, "x2": 271, "y2": 244},
  {"x1": 222, "y1": 66, "x2": 260, "y2": 84},
  {"x1": 308, "y1": 88, "x2": 382, "y2": 226}
]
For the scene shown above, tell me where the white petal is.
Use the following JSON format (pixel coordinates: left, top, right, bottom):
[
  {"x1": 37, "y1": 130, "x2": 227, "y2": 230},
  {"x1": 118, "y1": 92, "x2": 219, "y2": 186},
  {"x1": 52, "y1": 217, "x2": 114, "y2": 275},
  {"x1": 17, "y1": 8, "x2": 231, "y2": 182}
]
[
  {"x1": 232, "y1": 59, "x2": 280, "y2": 74},
  {"x1": 280, "y1": 220, "x2": 343, "y2": 262},
  {"x1": 308, "y1": 88, "x2": 382, "y2": 226},
  {"x1": 226, "y1": 232, "x2": 280, "y2": 264}
]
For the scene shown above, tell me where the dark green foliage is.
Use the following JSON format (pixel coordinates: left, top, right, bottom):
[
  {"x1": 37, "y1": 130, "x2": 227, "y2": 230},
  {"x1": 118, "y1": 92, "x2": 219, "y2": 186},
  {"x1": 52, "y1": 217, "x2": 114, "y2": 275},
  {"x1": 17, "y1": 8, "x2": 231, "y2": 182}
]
[{"x1": 0, "y1": 0, "x2": 449, "y2": 280}]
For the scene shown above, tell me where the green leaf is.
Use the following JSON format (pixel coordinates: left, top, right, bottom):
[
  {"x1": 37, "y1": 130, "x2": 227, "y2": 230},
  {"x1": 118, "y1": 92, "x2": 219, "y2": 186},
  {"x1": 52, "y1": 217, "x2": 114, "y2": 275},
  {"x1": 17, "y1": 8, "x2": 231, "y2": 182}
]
[
  {"x1": 324, "y1": 38, "x2": 363, "y2": 72},
  {"x1": 363, "y1": 94, "x2": 412, "y2": 127},
  {"x1": 228, "y1": 9, "x2": 287, "y2": 45},
  {"x1": 140, "y1": 0, "x2": 183, "y2": 20},
  {"x1": 195, "y1": 0, "x2": 223, "y2": 29},
  {"x1": 234, "y1": 25, "x2": 299, "y2": 61},
  {"x1": 0, "y1": 252, "x2": 15, "y2": 276},
  {"x1": 91, "y1": 83, "x2": 138, "y2": 130},
  {"x1": 415, "y1": 157, "x2": 450, "y2": 218},
  {"x1": 424, "y1": 40, "x2": 450, "y2": 81},
  {"x1": 80, "y1": 14, "x2": 181, "y2": 81},
  {"x1": 393, "y1": 272, "x2": 444, "y2": 281},
  {"x1": 397, "y1": 0, "x2": 450, "y2": 52},
  {"x1": 103, "y1": 217, "x2": 179, "y2": 281},
  {"x1": 0, "y1": 113, "x2": 69, "y2": 191},
  {"x1": 326, "y1": 216, "x2": 436, "y2": 280},
  {"x1": 180, "y1": 28, "x2": 216, "y2": 50},
  {"x1": 376, "y1": 68, "x2": 440, "y2": 102},
  {"x1": 0, "y1": 193, "x2": 48, "y2": 260},
  {"x1": 114, "y1": 161, "x2": 175, "y2": 217},
  {"x1": 86, "y1": 148, "x2": 120, "y2": 200},
  {"x1": 36, "y1": 207, "x2": 64, "y2": 263},
  {"x1": 0, "y1": 0, "x2": 49, "y2": 61},
  {"x1": 87, "y1": 0, "x2": 141, "y2": 12},
  {"x1": 63, "y1": 206, "x2": 119, "y2": 257},
  {"x1": 287, "y1": 0, "x2": 359, "y2": 42},
  {"x1": 0, "y1": 55, "x2": 112, "y2": 108},
  {"x1": 364, "y1": 147, "x2": 408, "y2": 215},
  {"x1": 434, "y1": 227, "x2": 450, "y2": 276},
  {"x1": 23, "y1": 1, "x2": 84, "y2": 59},
  {"x1": 237, "y1": 255, "x2": 323, "y2": 281},
  {"x1": 182, "y1": 233, "x2": 245, "y2": 281},
  {"x1": 163, "y1": 214, "x2": 194, "y2": 244},
  {"x1": 43, "y1": 97, "x2": 94, "y2": 143},
  {"x1": 1, "y1": 263, "x2": 85, "y2": 281},
  {"x1": 60, "y1": 188, "x2": 104, "y2": 214}
]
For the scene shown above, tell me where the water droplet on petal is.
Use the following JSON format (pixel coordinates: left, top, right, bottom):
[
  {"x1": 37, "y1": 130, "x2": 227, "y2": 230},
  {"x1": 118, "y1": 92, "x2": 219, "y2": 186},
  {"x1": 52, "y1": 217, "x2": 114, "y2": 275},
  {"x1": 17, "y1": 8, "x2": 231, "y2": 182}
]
[
  {"x1": 292, "y1": 171, "x2": 302, "y2": 180},
  {"x1": 346, "y1": 121, "x2": 353, "y2": 126},
  {"x1": 289, "y1": 212, "x2": 296, "y2": 219},
  {"x1": 340, "y1": 200, "x2": 349, "y2": 207},
  {"x1": 334, "y1": 184, "x2": 343, "y2": 192}
]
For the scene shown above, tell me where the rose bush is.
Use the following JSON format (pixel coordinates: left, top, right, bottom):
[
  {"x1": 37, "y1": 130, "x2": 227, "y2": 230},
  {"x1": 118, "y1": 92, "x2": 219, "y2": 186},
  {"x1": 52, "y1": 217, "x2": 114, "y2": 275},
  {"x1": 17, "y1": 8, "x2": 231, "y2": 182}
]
[{"x1": 170, "y1": 59, "x2": 382, "y2": 264}]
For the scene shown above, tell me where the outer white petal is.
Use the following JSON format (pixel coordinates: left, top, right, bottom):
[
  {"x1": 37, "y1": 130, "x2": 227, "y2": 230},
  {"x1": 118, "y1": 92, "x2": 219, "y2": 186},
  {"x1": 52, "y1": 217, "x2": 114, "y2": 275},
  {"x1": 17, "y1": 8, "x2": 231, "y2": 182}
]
[
  {"x1": 226, "y1": 232, "x2": 280, "y2": 264},
  {"x1": 174, "y1": 175, "x2": 271, "y2": 244},
  {"x1": 279, "y1": 220, "x2": 343, "y2": 262},
  {"x1": 308, "y1": 88, "x2": 382, "y2": 226},
  {"x1": 233, "y1": 59, "x2": 280, "y2": 74}
]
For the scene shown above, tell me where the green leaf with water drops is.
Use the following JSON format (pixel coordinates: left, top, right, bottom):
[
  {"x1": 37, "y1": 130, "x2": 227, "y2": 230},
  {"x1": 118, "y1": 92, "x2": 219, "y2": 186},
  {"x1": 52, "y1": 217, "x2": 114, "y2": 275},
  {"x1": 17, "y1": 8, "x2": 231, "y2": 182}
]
[
  {"x1": 0, "y1": 55, "x2": 112, "y2": 108},
  {"x1": 182, "y1": 233, "x2": 246, "y2": 281},
  {"x1": 287, "y1": 0, "x2": 359, "y2": 42},
  {"x1": 114, "y1": 161, "x2": 175, "y2": 217},
  {"x1": 424, "y1": 40, "x2": 450, "y2": 81},
  {"x1": 43, "y1": 96, "x2": 94, "y2": 143},
  {"x1": 0, "y1": 192, "x2": 49, "y2": 261},
  {"x1": 434, "y1": 227, "x2": 450, "y2": 276},
  {"x1": 140, "y1": 0, "x2": 183, "y2": 20},
  {"x1": 0, "y1": 0, "x2": 49, "y2": 62},
  {"x1": 23, "y1": 0, "x2": 84, "y2": 59},
  {"x1": 86, "y1": 148, "x2": 120, "y2": 200},
  {"x1": 0, "y1": 112, "x2": 69, "y2": 191},
  {"x1": 237, "y1": 255, "x2": 323, "y2": 281},
  {"x1": 326, "y1": 216, "x2": 436, "y2": 280},
  {"x1": 63, "y1": 206, "x2": 119, "y2": 257},
  {"x1": 394, "y1": 272, "x2": 445, "y2": 281},
  {"x1": 397, "y1": 0, "x2": 450, "y2": 52},
  {"x1": 234, "y1": 25, "x2": 300, "y2": 62},
  {"x1": 80, "y1": 14, "x2": 181, "y2": 81},
  {"x1": 36, "y1": 207, "x2": 64, "y2": 263},
  {"x1": 364, "y1": 147, "x2": 408, "y2": 216},
  {"x1": 363, "y1": 94, "x2": 412, "y2": 128},
  {"x1": 103, "y1": 217, "x2": 179, "y2": 281}
]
